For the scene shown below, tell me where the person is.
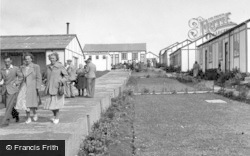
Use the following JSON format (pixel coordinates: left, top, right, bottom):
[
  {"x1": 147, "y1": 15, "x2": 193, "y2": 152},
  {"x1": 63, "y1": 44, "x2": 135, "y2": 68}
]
[
  {"x1": 193, "y1": 61, "x2": 200, "y2": 78},
  {"x1": 43, "y1": 52, "x2": 69, "y2": 124},
  {"x1": 76, "y1": 63, "x2": 87, "y2": 96},
  {"x1": 16, "y1": 53, "x2": 42, "y2": 124},
  {"x1": 85, "y1": 58, "x2": 96, "y2": 98},
  {"x1": 217, "y1": 63, "x2": 222, "y2": 79},
  {"x1": 65, "y1": 59, "x2": 76, "y2": 98},
  {"x1": 0, "y1": 56, "x2": 23, "y2": 127}
]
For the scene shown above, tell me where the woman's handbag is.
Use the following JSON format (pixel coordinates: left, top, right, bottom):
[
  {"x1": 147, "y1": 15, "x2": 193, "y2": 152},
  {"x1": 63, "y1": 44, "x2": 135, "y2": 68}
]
[{"x1": 58, "y1": 82, "x2": 65, "y2": 96}]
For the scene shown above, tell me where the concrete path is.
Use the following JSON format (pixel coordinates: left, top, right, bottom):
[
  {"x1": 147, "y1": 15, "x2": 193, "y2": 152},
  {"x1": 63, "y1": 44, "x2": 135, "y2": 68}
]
[{"x1": 0, "y1": 70, "x2": 130, "y2": 156}]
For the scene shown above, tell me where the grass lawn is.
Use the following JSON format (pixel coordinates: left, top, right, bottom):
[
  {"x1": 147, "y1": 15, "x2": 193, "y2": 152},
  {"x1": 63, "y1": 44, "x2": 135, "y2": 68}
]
[
  {"x1": 96, "y1": 70, "x2": 110, "y2": 78},
  {"x1": 134, "y1": 94, "x2": 250, "y2": 155}
]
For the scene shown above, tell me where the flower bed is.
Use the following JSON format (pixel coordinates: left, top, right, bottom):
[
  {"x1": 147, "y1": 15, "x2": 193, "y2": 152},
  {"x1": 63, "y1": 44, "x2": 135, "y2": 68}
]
[{"x1": 78, "y1": 89, "x2": 135, "y2": 156}]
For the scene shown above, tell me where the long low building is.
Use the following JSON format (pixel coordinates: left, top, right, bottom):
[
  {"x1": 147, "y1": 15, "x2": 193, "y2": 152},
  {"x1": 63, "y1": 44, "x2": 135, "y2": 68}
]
[
  {"x1": 83, "y1": 43, "x2": 147, "y2": 71},
  {"x1": 197, "y1": 19, "x2": 250, "y2": 72},
  {"x1": 170, "y1": 33, "x2": 214, "y2": 71},
  {"x1": 0, "y1": 34, "x2": 84, "y2": 73}
]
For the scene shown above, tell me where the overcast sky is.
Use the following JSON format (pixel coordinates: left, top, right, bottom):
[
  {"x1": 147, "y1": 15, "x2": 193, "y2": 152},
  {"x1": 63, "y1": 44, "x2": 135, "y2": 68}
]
[{"x1": 0, "y1": 0, "x2": 250, "y2": 54}]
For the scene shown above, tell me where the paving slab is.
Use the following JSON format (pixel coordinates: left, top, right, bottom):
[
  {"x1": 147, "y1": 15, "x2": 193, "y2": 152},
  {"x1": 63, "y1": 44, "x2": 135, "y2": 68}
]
[{"x1": 0, "y1": 70, "x2": 130, "y2": 156}]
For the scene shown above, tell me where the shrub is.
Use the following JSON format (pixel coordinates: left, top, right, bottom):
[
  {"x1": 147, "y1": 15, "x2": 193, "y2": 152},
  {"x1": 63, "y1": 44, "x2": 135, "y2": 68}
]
[
  {"x1": 204, "y1": 69, "x2": 218, "y2": 80},
  {"x1": 165, "y1": 65, "x2": 181, "y2": 73}
]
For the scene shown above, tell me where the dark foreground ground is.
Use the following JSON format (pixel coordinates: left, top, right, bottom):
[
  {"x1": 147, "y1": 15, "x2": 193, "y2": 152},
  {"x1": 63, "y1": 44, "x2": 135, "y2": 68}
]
[{"x1": 134, "y1": 94, "x2": 250, "y2": 156}]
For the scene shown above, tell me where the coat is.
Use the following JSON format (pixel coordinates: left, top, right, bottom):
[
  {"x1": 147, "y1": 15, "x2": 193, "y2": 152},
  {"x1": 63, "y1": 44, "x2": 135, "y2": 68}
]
[
  {"x1": 85, "y1": 62, "x2": 96, "y2": 78},
  {"x1": 44, "y1": 62, "x2": 69, "y2": 95},
  {"x1": 0, "y1": 65, "x2": 23, "y2": 95},
  {"x1": 20, "y1": 63, "x2": 42, "y2": 107},
  {"x1": 66, "y1": 64, "x2": 77, "y2": 81}
]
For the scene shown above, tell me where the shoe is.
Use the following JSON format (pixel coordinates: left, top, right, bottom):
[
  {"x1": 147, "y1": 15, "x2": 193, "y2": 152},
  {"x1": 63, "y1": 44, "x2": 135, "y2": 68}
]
[
  {"x1": 50, "y1": 117, "x2": 55, "y2": 122},
  {"x1": 33, "y1": 114, "x2": 38, "y2": 121},
  {"x1": 53, "y1": 119, "x2": 59, "y2": 124},
  {"x1": 25, "y1": 118, "x2": 32, "y2": 124}
]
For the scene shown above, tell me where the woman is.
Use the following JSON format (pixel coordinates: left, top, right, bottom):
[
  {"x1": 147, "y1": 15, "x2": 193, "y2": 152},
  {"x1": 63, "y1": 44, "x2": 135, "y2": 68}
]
[
  {"x1": 76, "y1": 63, "x2": 87, "y2": 96},
  {"x1": 16, "y1": 53, "x2": 42, "y2": 124},
  {"x1": 193, "y1": 61, "x2": 200, "y2": 78},
  {"x1": 43, "y1": 53, "x2": 69, "y2": 124}
]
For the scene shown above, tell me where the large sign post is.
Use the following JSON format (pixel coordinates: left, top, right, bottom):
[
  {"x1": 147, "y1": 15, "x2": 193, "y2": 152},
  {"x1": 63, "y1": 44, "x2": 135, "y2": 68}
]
[{"x1": 188, "y1": 13, "x2": 237, "y2": 40}]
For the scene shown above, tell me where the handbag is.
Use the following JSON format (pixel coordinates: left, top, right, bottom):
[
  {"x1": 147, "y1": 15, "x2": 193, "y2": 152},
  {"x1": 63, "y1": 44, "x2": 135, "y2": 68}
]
[
  {"x1": 36, "y1": 89, "x2": 42, "y2": 106},
  {"x1": 58, "y1": 82, "x2": 65, "y2": 96}
]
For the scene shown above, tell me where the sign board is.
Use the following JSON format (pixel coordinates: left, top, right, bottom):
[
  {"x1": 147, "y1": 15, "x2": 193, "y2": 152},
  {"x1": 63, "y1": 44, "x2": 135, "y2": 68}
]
[{"x1": 188, "y1": 13, "x2": 237, "y2": 40}]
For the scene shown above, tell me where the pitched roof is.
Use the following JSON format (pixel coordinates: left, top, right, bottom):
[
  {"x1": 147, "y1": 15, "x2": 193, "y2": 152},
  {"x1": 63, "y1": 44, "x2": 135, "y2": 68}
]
[
  {"x1": 169, "y1": 33, "x2": 215, "y2": 56},
  {"x1": 83, "y1": 43, "x2": 146, "y2": 52},
  {"x1": 197, "y1": 19, "x2": 250, "y2": 47},
  {"x1": 147, "y1": 51, "x2": 159, "y2": 57},
  {"x1": 0, "y1": 34, "x2": 77, "y2": 50}
]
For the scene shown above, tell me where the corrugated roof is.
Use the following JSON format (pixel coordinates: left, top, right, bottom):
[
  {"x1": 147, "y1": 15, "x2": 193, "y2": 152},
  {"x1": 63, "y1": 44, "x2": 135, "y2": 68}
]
[
  {"x1": 0, "y1": 34, "x2": 77, "y2": 50},
  {"x1": 83, "y1": 43, "x2": 146, "y2": 52}
]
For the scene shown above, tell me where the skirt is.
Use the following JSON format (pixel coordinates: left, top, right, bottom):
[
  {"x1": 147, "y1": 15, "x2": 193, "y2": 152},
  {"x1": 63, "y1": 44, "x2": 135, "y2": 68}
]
[
  {"x1": 43, "y1": 94, "x2": 65, "y2": 110},
  {"x1": 15, "y1": 83, "x2": 28, "y2": 111}
]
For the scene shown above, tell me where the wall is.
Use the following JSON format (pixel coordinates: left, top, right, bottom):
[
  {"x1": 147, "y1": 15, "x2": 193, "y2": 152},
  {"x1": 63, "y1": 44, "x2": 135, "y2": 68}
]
[
  {"x1": 198, "y1": 24, "x2": 249, "y2": 72},
  {"x1": 248, "y1": 23, "x2": 250, "y2": 72},
  {"x1": 65, "y1": 37, "x2": 85, "y2": 68},
  {"x1": 85, "y1": 53, "x2": 111, "y2": 71}
]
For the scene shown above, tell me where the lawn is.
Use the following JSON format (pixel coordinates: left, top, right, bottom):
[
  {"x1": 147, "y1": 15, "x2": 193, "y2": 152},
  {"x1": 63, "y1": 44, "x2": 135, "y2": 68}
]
[
  {"x1": 96, "y1": 70, "x2": 110, "y2": 78},
  {"x1": 134, "y1": 94, "x2": 250, "y2": 156}
]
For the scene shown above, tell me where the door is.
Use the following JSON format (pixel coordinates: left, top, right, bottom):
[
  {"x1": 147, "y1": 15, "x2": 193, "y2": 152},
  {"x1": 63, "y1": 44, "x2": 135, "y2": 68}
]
[
  {"x1": 225, "y1": 42, "x2": 229, "y2": 71},
  {"x1": 205, "y1": 50, "x2": 208, "y2": 71},
  {"x1": 115, "y1": 54, "x2": 119, "y2": 64}
]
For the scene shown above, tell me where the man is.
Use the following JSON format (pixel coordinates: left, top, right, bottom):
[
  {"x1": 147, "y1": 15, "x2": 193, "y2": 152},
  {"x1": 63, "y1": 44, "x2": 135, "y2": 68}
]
[
  {"x1": 0, "y1": 56, "x2": 23, "y2": 127},
  {"x1": 85, "y1": 58, "x2": 96, "y2": 98},
  {"x1": 65, "y1": 59, "x2": 76, "y2": 98}
]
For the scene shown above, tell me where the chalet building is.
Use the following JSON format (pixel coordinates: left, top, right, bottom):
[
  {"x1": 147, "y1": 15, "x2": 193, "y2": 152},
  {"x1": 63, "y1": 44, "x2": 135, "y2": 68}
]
[
  {"x1": 169, "y1": 33, "x2": 215, "y2": 71},
  {"x1": 160, "y1": 40, "x2": 191, "y2": 66},
  {"x1": 146, "y1": 51, "x2": 159, "y2": 62},
  {"x1": 0, "y1": 34, "x2": 84, "y2": 74},
  {"x1": 197, "y1": 19, "x2": 250, "y2": 73},
  {"x1": 83, "y1": 43, "x2": 147, "y2": 71}
]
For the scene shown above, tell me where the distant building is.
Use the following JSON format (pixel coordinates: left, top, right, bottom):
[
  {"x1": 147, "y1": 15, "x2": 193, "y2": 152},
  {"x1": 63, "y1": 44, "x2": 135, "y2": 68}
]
[
  {"x1": 0, "y1": 34, "x2": 84, "y2": 74},
  {"x1": 197, "y1": 19, "x2": 250, "y2": 72},
  {"x1": 146, "y1": 51, "x2": 159, "y2": 62},
  {"x1": 83, "y1": 43, "x2": 147, "y2": 71},
  {"x1": 159, "y1": 40, "x2": 191, "y2": 66},
  {"x1": 169, "y1": 33, "x2": 214, "y2": 71}
]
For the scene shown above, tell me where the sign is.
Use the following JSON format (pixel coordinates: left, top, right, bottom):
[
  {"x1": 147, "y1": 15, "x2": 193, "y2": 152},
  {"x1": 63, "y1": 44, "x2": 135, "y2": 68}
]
[{"x1": 188, "y1": 13, "x2": 237, "y2": 40}]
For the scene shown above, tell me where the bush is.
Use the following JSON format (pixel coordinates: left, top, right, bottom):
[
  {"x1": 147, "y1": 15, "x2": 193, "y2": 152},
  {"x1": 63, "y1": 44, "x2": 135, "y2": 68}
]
[
  {"x1": 204, "y1": 69, "x2": 219, "y2": 80},
  {"x1": 165, "y1": 65, "x2": 181, "y2": 73}
]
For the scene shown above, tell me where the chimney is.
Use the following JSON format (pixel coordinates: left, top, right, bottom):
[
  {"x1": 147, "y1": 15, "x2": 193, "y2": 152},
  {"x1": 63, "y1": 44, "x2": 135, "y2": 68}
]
[{"x1": 66, "y1": 22, "x2": 70, "y2": 34}]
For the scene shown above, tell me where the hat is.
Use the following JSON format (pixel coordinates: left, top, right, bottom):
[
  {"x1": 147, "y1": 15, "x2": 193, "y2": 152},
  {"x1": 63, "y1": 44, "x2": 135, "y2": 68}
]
[{"x1": 67, "y1": 59, "x2": 72, "y2": 62}]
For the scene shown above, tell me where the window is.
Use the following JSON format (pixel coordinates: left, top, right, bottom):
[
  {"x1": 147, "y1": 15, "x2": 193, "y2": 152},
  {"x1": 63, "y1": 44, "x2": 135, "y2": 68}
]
[
  {"x1": 96, "y1": 55, "x2": 99, "y2": 59},
  {"x1": 121, "y1": 53, "x2": 127, "y2": 60},
  {"x1": 208, "y1": 45, "x2": 212, "y2": 63},
  {"x1": 103, "y1": 55, "x2": 106, "y2": 59},
  {"x1": 219, "y1": 41, "x2": 223, "y2": 60},
  {"x1": 234, "y1": 33, "x2": 240, "y2": 57},
  {"x1": 132, "y1": 53, "x2": 138, "y2": 60}
]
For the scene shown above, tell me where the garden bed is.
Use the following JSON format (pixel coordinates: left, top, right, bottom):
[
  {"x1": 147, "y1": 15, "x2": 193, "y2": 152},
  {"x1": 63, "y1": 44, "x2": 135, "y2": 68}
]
[{"x1": 78, "y1": 90, "x2": 136, "y2": 156}]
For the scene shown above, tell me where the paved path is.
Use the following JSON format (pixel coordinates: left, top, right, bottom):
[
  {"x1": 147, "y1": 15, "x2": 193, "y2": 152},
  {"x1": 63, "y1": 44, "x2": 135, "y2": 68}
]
[{"x1": 0, "y1": 70, "x2": 130, "y2": 156}]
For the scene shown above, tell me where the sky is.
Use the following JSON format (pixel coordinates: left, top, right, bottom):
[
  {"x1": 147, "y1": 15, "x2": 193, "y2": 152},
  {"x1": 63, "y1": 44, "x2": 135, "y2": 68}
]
[{"x1": 0, "y1": 0, "x2": 250, "y2": 54}]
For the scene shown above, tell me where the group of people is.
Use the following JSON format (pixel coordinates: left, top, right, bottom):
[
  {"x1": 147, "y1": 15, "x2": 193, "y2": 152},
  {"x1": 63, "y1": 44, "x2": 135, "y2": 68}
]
[{"x1": 0, "y1": 52, "x2": 96, "y2": 127}]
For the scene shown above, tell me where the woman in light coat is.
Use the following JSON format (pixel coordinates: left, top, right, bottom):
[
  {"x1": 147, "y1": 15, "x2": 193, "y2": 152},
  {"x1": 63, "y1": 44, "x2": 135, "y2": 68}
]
[
  {"x1": 16, "y1": 53, "x2": 42, "y2": 124},
  {"x1": 43, "y1": 52, "x2": 69, "y2": 124}
]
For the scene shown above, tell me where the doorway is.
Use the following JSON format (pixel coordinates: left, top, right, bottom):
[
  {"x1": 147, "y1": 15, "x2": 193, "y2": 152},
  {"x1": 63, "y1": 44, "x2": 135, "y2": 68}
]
[{"x1": 225, "y1": 42, "x2": 229, "y2": 71}]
